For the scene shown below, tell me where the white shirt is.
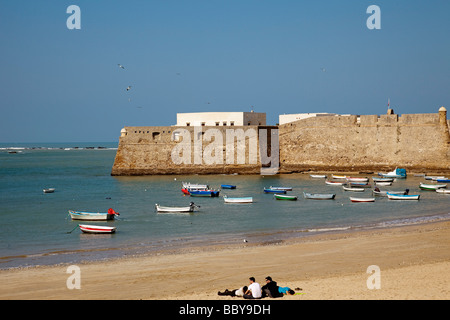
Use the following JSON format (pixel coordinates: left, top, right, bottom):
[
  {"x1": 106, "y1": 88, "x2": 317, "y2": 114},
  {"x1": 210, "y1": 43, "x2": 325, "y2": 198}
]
[{"x1": 248, "y1": 282, "x2": 262, "y2": 298}]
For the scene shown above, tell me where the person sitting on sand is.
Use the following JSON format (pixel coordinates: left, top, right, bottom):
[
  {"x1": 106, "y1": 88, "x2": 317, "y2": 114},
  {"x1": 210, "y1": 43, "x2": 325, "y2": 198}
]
[
  {"x1": 243, "y1": 277, "x2": 262, "y2": 299},
  {"x1": 278, "y1": 286, "x2": 295, "y2": 295},
  {"x1": 218, "y1": 286, "x2": 248, "y2": 297},
  {"x1": 261, "y1": 276, "x2": 282, "y2": 298}
]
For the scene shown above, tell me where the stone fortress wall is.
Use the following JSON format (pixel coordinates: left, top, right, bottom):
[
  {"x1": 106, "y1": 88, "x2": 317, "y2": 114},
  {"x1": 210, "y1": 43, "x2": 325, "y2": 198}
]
[{"x1": 111, "y1": 108, "x2": 450, "y2": 175}]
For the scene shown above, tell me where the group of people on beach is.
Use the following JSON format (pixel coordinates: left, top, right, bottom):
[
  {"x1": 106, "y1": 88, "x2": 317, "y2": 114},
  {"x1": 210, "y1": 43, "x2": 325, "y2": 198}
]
[{"x1": 218, "y1": 276, "x2": 297, "y2": 299}]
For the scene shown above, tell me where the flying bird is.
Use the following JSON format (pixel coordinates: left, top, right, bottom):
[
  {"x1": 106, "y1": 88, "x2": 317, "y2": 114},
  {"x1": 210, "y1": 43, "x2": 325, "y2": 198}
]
[
  {"x1": 126, "y1": 86, "x2": 132, "y2": 91},
  {"x1": 118, "y1": 64, "x2": 125, "y2": 69},
  {"x1": 320, "y1": 67, "x2": 326, "y2": 72}
]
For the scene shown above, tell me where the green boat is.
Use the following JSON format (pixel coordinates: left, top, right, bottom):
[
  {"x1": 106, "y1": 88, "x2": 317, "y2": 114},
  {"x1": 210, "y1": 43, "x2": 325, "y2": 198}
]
[{"x1": 274, "y1": 194, "x2": 298, "y2": 201}]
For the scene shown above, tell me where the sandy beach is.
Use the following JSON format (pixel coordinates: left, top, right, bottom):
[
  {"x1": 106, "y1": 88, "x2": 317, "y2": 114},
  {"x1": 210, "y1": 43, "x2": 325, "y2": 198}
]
[{"x1": 1, "y1": 220, "x2": 449, "y2": 300}]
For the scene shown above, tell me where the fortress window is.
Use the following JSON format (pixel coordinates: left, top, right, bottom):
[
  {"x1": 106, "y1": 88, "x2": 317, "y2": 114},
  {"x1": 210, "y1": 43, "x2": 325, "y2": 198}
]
[
  {"x1": 186, "y1": 122, "x2": 190, "y2": 126},
  {"x1": 223, "y1": 121, "x2": 227, "y2": 126},
  {"x1": 152, "y1": 132, "x2": 161, "y2": 140},
  {"x1": 201, "y1": 122, "x2": 205, "y2": 126},
  {"x1": 216, "y1": 122, "x2": 220, "y2": 126},
  {"x1": 230, "y1": 121, "x2": 235, "y2": 126}
]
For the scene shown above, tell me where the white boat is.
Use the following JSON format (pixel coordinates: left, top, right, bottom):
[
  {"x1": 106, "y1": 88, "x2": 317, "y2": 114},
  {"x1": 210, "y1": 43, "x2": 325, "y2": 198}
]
[
  {"x1": 155, "y1": 202, "x2": 199, "y2": 213},
  {"x1": 43, "y1": 188, "x2": 55, "y2": 193},
  {"x1": 372, "y1": 177, "x2": 394, "y2": 182},
  {"x1": 69, "y1": 209, "x2": 119, "y2": 221},
  {"x1": 419, "y1": 183, "x2": 447, "y2": 190},
  {"x1": 223, "y1": 196, "x2": 253, "y2": 203},
  {"x1": 436, "y1": 189, "x2": 450, "y2": 194},
  {"x1": 346, "y1": 177, "x2": 369, "y2": 182},
  {"x1": 378, "y1": 168, "x2": 407, "y2": 178},
  {"x1": 325, "y1": 180, "x2": 346, "y2": 186},
  {"x1": 372, "y1": 188, "x2": 408, "y2": 197},
  {"x1": 331, "y1": 174, "x2": 347, "y2": 179},
  {"x1": 310, "y1": 174, "x2": 327, "y2": 178},
  {"x1": 79, "y1": 224, "x2": 116, "y2": 234},
  {"x1": 343, "y1": 186, "x2": 365, "y2": 192},
  {"x1": 374, "y1": 181, "x2": 392, "y2": 186},
  {"x1": 303, "y1": 192, "x2": 335, "y2": 200},
  {"x1": 269, "y1": 186, "x2": 293, "y2": 191},
  {"x1": 349, "y1": 197, "x2": 375, "y2": 203},
  {"x1": 387, "y1": 193, "x2": 420, "y2": 200}
]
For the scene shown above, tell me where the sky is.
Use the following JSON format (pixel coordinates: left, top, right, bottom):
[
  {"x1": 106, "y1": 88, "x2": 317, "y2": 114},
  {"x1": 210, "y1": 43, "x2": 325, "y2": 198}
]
[{"x1": 0, "y1": 0, "x2": 449, "y2": 143}]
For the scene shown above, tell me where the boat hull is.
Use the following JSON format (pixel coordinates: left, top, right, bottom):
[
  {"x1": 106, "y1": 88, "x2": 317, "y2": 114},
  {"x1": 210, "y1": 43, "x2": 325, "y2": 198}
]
[
  {"x1": 155, "y1": 204, "x2": 196, "y2": 213},
  {"x1": 303, "y1": 192, "x2": 335, "y2": 200},
  {"x1": 419, "y1": 183, "x2": 447, "y2": 190},
  {"x1": 223, "y1": 196, "x2": 253, "y2": 203},
  {"x1": 221, "y1": 185, "x2": 236, "y2": 189},
  {"x1": 274, "y1": 194, "x2": 297, "y2": 201},
  {"x1": 264, "y1": 189, "x2": 286, "y2": 194},
  {"x1": 79, "y1": 224, "x2": 116, "y2": 234},
  {"x1": 387, "y1": 193, "x2": 420, "y2": 200},
  {"x1": 69, "y1": 211, "x2": 116, "y2": 221},
  {"x1": 189, "y1": 190, "x2": 220, "y2": 197},
  {"x1": 349, "y1": 197, "x2": 375, "y2": 202}
]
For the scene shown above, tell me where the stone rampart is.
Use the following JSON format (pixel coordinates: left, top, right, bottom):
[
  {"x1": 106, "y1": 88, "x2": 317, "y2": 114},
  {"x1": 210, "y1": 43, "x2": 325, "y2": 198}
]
[{"x1": 279, "y1": 109, "x2": 450, "y2": 173}]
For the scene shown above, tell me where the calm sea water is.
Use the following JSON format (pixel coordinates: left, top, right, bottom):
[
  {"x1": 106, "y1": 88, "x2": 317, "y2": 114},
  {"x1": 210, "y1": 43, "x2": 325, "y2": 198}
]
[{"x1": 1, "y1": 142, "x2": 449, "y2": 269}]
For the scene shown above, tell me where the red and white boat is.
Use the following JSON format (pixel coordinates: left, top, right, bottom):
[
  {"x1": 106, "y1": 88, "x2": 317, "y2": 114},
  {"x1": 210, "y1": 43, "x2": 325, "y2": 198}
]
[
  {"x1": 349, "y1": 197, "x2": 375, "y2": 203},
  {"x1": 79, "y1": 224, "x2": 116, "y2": 234}
]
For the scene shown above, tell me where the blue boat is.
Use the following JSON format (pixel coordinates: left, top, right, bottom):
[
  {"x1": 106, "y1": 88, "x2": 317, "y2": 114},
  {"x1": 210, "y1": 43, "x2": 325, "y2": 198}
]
[
  {"x1": 436, "y1": 178, "x2": 450, "y2": 183},
  {"x1": 189, "y1": 190, "x2": 220, "y2": 197},
  {"x1": 264, "y1": 188, "x2": 286, "y2": 194},
  {"x1": 221, "y1": 184, "x2": 236, "y2": 189}
]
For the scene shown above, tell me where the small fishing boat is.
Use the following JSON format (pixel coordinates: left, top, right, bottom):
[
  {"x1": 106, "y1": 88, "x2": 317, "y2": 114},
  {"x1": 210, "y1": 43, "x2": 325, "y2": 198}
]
[
  {"x1": 374, "y1": 181, "x2": 392, "y2": 186},
  {"x1": 310, "y1": 174, "x2": 327, "y2": 178},
  {"x1": 181, "y1": 182, "x2": 210, "y2": 195},
  {"x1": 155, "y1": 202, "x2": 199, "y2": 213},
  {"x1": 378, "y1": 168, "x2": 407, "y2": 179},
  {"x1": 331, "y1": 174, "x2": 347, "y2": 179},
  {"x1": 223, "y1": 196, "x2": 253, "y2": 203},
  {"x1": 372, "y1": 188, "x2": 408, "y2": 197},
  {"x1": 325, "y1": 180, "x2": 346, "y2": 186},
  {"x1": 387, "y1": 193, "x2": 420, "y2": 200},
  {"x1": 189, "y1": 190, "x2": 220, "y2": 197},
  {"x1": 436, "y1": 189, "x2": 450, "y2": 194},
  {"x1": 349, "y1": 182, "x2": 371, "y2": 188},
  {"x1": 303, "y1": 192, "x2": 335, "y2": 200},
  {"x1": 69, "y1": 209, "x2": 119, "y2": 221},
  {"x1": 372, "y1": 177, "x2": 394, "y2": 182},
  {"x1": 274, "y1": 194, "x2": 298, "y2": 201},
  {"x1": 221, "y1": 184, "x2": 236, "y2": 189},
  {"x1": 343, "y1": 186, "x2": 365, "y2": 192},
  {"x1": 269, "y1": 186, "x2": 293, "y2": 191},
  {"x1": 43, "y1": 188, "x2": 55, "y2": 193},
  {"x1": 436, "y1": 178, "x2": 450, "y2": 183},
  {"x1": 79, "y1": 224, "x2": 116, "y2": 234},
  {"x1": 349, "y1": 197, "x2": 375, "y2": 203},
  {"x1": 419, "y1": 183, "x2": 447, "y2": 190},
  {"x1": 264, "y1": 188, "x2": 286, "y2": 194},
  {"x1": 425, "y1": 176, "x2": 446, "y2": 181},
  {"x1": 346, "y1": 177, "x2": 369, "y2": 182}
]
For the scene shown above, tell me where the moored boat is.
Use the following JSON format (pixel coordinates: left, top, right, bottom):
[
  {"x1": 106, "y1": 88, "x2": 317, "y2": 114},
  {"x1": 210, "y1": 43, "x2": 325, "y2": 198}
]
[
  {"x1": 349, "y1": 197, "x2": 375, "y2": 203},
  {"x1": 372, "y1": 188, "x2": 408, "y2": 197},
  {"x1": 378, "y1": 168, "x2": 407, "y2": 179},
  {"x1": 419, "y1": 183, "x2": 447, "y2": 190},
  {"x1": 155, "y1": 202, "x2": 199, "y2": 213},
  {"x1": 79, "y1": 224, "x2": 116, "y2": 234},
  {"x1": 274, "y1": 194, "x2": 298, "y2": 201},
  {"x1": 374, "y1": 181, "x2": 392, "y2": 186},
  {"x1": 69, "y1": 208, "x2": 119, "y2": 221},
  {"x1": 303, "y1": 192, "x2": 335, "y2": 200},
  {"x1": 436, "y1": 189, "x2": 450, "y2": 194},
  {"x1": 221, "y1": 184, "x2": 236, "y2": 189},
  {"x1": 331, "y1": 174, "x2": 347, "y2": 179},
  {"x1": 436, "y1": 178, "x2": 450, "y2": 183},
  {"x1": 43, "y1": 188, "x2": 55, "y2": 193},
  {"x1": 343, "y1": 186, "x2": 365, "y2": 192},
  {"x1": 325, "y1": 180, "x2": 346, "y2": 186},
  {"x1": 223, "y1": 196, "x2": 253, "y2": 203},
  {"x1": 372, "y1": 177, "x2": 394, "y2": 182},
  {"x1": 269, "y1": 186, "x2": 293, "y2": 191},
  {"x1": 264, "y1": 188, "x2": 286, "y2": 194},
  {"x1": 310, "y1": 174, "x2": 327, "y2": 178},
  {"x1": 387, "y1": 193, "x2": 420, "y2": 200},
  {"x1": 346, "y1": 177, "x2": 369, "y2": 182},
  {"x1": 189, "y1": 189, "x2": 220, "y2": 197}
]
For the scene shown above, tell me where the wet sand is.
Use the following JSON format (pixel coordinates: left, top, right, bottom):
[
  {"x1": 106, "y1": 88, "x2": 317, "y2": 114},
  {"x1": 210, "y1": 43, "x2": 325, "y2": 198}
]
[{"x1": 1, "y1": 220, "x2": 449, "y2": 300}]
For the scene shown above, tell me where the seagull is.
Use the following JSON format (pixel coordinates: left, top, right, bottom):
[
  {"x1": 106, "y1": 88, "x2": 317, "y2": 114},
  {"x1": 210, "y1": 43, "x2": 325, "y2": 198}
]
[
  {"x1": 118, "y1": 64, "x2": 125, "y2": 69},
  {"x1": 320, "y1": 67, "x2": 326, "y2": 72},
  {"x1": 243, "y1": 239, "x2": 248, "y2": 243},
  {"x1": 126, "y1": 86, "x2": 132, "y2": 91}
]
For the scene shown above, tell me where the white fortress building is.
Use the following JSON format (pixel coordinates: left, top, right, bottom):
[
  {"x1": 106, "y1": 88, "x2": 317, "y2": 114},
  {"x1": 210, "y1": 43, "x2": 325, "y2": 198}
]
[{"x1": 175, "y1": 111, "x2": 266, "y2": 127}]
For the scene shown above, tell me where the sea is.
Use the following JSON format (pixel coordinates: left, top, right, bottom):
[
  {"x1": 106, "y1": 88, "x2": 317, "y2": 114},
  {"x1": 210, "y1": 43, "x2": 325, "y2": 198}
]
[{"x1": 0, "y1": 142, "x2": 449, "y2": 270}]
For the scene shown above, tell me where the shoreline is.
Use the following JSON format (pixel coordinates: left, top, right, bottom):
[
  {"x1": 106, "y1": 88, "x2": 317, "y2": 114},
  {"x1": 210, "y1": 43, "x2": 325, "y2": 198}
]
[{"x1": 1, "y1": 220, "x2": 449, "y2": 300}]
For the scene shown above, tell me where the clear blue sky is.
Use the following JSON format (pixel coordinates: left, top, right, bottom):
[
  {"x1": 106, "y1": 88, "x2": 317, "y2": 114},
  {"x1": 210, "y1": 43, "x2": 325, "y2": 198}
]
[{"x1": 1, "y1": 0, "x2": 449, "y2": 143}]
